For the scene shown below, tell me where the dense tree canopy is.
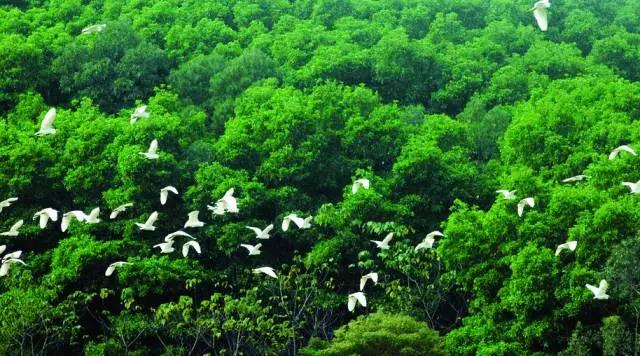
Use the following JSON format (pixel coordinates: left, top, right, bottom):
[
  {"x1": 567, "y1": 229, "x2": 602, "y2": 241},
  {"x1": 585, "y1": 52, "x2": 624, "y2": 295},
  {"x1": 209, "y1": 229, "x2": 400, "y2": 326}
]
[{"x1": 2, "y1": 0, "x2": 640, "y2": 354}]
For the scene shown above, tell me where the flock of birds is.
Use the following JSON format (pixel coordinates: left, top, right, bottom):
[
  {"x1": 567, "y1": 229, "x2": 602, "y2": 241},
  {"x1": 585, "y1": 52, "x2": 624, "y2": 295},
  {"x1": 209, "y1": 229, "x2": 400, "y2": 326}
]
[{"x1": 5, "y1": 0, "x2": 616, "y2": 312}]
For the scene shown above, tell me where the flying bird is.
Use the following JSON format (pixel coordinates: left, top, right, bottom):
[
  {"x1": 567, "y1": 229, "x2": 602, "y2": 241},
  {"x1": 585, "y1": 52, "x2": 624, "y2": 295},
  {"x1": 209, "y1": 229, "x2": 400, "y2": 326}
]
[
  {"x1": 586, "y1": 279, "x2": 609, "y2": 300},
  {"x1": 35, "y1": 108, "x2": 57, "y2": 136},
  {"x1": 0, "y1": 245, "x2": 5, "y2": 255},
  {"x1": 496, "y1": 190, "x2": 517, "y2": 200},
  {"x1": 139, "y1": 139, "x2": 159, "y2": 160},
  {"x1": 359, "y1": 272, "x2": 378, "y2": 291},
  {"x1": 160, "y1": 186, "x2": 179, "y2": 205},
  {"x1": 0, "y1": 197, "x2": 18, "y2": 214},
  {"x1": 85, "y1": 208, "x2": 101, "y2": 224},
  {"x1": 130, "y1": 105, "x2": 149, "y2": 124},
  {"x1": 184, "y1": 211, "x2": 205, "y2": 228},
  {"x1": 348, "y1": 292, "x2": 367, "y2": 312},
  {"x1": 33, "y1": 208, "x2": 58, "y2": 229},
  {"x1": 282, "y1": 214, "x2": 312, "y2": 231},
  {"x1": 562, "y1": 175, "x2": 589, "y2": 183},
  {"x1": 246, "y1": 224, "x2": 274, "y2": 240},
  {"x1": 207, "y1": 188, "x2": 239, "y2": 215},
  {"x1": 622, "y1": 180, "x2": 640, "y2": 194},
  {"x1": 81, "y1": 24, "x2": 106, "y2": 35},
  {"x1": 0, "y1": 258, "x2": 26, "y2": 277},
  {"x1": 352, "y1": 178, "x2": 370, "y2": 194},
  {"x1": 517, "y1": 197, "x2": 535, "y2": 217},
  {"x1": 609, "y1": 145, "x2": 636, "y2": 160},
  {"x1": 253, "y1": 267, "x2": 277, "y2": 278},
  {"x1": 164, "y1": 230, "x2": 194, "y2": 242},
  {"x1": 241, "y1": 243, "x2": 262, "y2": 256},
  {"x1": 182, "y1": 240, "x2": 201, "y2": 257},
  {"x1": 415, "y1": 231, "x2": 444, "y2": 252},
  {"x1": 2, "y1": 250, "x2": 22, "y2": 262},
  {"x1": 371, "y1": 233, "x2": 394, "y2": 250},
  {"x1": 0, "y1": 220, "x2": 23, "y2": 237},
  {"x1": 154, "y1": 240, "x2": 175, "y2": 254},
  {"x1": 109, "y1": 203, "x2": 133, "y2": 219},
  {"x1": 105, "y1": 261, "x2": 129, "y2": 276},
  {"x1": 136, "y1": 211, "x2": 158, "y2": 231},
  {"x1": 555, "y1": 241, "x2": 577, "y2": 256},
  {"x1": 61, "y1": 210, "x2": 87, "y2": 232},
  {"x1": 530, "y1": 0, "x2": 551, "y2": 31}
]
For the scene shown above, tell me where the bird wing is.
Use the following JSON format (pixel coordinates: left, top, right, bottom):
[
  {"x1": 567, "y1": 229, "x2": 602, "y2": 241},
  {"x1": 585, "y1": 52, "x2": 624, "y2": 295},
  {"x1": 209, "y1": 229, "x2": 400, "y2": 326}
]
[
  {"x1": 360, "y1": 276, "x2": 369, "y2": 291},
  {"x1": 554, "y1": 244, "x2": 564, "y2": 256},
  {"x1": 381, "y1": 233, "x2": 394, "y2": 245},
  {"x1": 264, "y1": 267, "x2": 277, "y2": 278},
  {"x1": 0, "y1": 245, "x2": 5, "y2": 255},
  {"x1": 585, "y1": 283, "x2": 599, "y2": 296},
  {"x1": 263, "y1": 224, "x2": 274, "y2": 234},
  {"x1": 146, "y1": 212, "x2": 158, "y2": 225},
  {"x1": 282, "y1": 217, "x2": 292, "y2": 231},
  {"x1": 355, "y1": 292, "x2": 367, "y2": 307},
  {"x1": 188, "y1": 211, "x2": 199, "y2": 220},
  {"x1": 88, "y1": 208, "x2": 100, "y2": 221},
  {"x1": 182, "y1": 241, "x2": 201, "y2": 257},
  {"x1": 533, "y1": 7, "x2": 548, "y2": 31},
  {"x1": 348, "y1": 295, "x2": 356, "y2": 311},
  {"x1": 38, "y1": 213, "x2": 49, "y2": 228},
  {"x1": 599, "y1": 279, "x2": 608, "y2": 292},
  {"x1": 11, "y1": 220, "x2": 23, "y2": 232},
  {"x1": 290, "y1": 216, "x2": 305, "y2": 228},
  {"x1": 0, "y1": 262, "x2": 10, "y2": 276},
  {"x1": 246, "y1": 226, "x2": 262, "y2": 235},
  {"x1": 567, "y1": 241, "x2": 577, "y2": 251},
  {"x1": 164, "y1": 186, "x2": 179, "y2": 195},
  {"x1": 240, "y1": 244, "x2": 254, "y2": 252},
  {"x1": 148, "y1": 140, "x2": 158, "y2": 154},
  {"x1": 427, "y1": 231, "x2": 444, "y2": 239},
  {"x1": 105, "y1": 265, "x2": 116, "y2": 276},
  {"x1": 369, "y1": 273, "x2": 378, "y2": 284},
  {"x1": 41, "y1": 108, "x2": 56, "y2": 130}
]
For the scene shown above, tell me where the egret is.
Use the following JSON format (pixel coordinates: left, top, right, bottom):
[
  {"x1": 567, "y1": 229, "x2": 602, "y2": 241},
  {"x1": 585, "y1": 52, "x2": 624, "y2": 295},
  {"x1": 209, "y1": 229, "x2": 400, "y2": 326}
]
[
  {"x1": 81, "y1": 24, "x2": 106, "y2": 35},
  {"x1": 517, "y1": 197, "x2": 535, "y2": 217},
  {"x1": 0, "y1": 220, "x2": 23, "y2": 237},
  {"x1": 586, "y1": 279, "x2": 609, "y2": 300},
  {"x1": 496, "y1": 190, "x2": 517, "y2": 200},
  {"x1": 160, "y1": 186, "x2": 179, "y2": 205},
  {"x1": 246, "y1": 224, "x2": 274, "y2": 240},
  {"x1": 0, "y1": 258, "x2": 26, "y2": 277},
  {"x1": 622, "y1": 180, "x2": 640, "y2": 194},
  {"x1": 109, "y1": 203, "x2": 133, "y2": 219},
  {"x1": 139, "y1": 139, "x2": 159, "y2": 160},
  {"x1": 136, "y1": 211, "x2": 158, "y2": 231},
  {"x1": 555, "y1": 241, "x2": 577, "y2": 256},
  {"x1": 359, "y1": 272, "x2": 378, "y2": 291},
  {"x1": 154, "y1": 240, "x2": 175, "y2": 254},
  {"x1": 2, "y1": 250, "x2": 21, "y2": 262},
  {"x1": 530, "y1": 0, "x2": 550, "y2": 32},
  {"x1": 182, "y1": 240, "x2": 201, "y2": 257},
  {"x1": 562, "y1": 175, "x2": 588, "y2": 183},
  {"x1": 164, "y1": 230, "x2": 194, "y2": 242},
  {"x1": 282, "y1": 214, "x2": 312, "y2": 231},
  {"x1": 208, "y1": 188, "x2": 238, "y2": 215},
  {"x1": 33, "y1": 208, "x2": 58, "y2": 229},
  {"x1": 61, "y1": 211, "x2": 87, "y2": 232},
  {"x1": 352, "y1": 178, "x2": 370, "y2": 194},
  {"x1": 130, "y1": 105, "x2": 149, "y2": 124},
  {"x1": 35, "y1": 108, "x2": 57, "y2": 136},
  {"x1": 371, "y1": 233, "x2": 393, "y2": 250},
  {"x1": 184, "y1": 211, "x2": 205, "y2": 228},
  {"x1": 253, "y1": 267, "x2": 277, "y2": 278},
  {"x1": 415, "y1": 231, "x2": 444, "y2": 252},
  {"x1": 609, "y1": 145, "x2": 636, "y2": 160},
  {"x1": 348, "y1": 292, "x2": 367, "y2": 311},
  {"x1": 241, "y1": 243, "x2": 262, "y2": 256},
  {"x1": 0, "y1": 197, "x2": 18, "y2": 213},
  {"x1": 105, "y1": 261, "x2": 129, "y2": 276},
  {"x1": 85, "y1": 208, "x2": 101, "y2": 224}
]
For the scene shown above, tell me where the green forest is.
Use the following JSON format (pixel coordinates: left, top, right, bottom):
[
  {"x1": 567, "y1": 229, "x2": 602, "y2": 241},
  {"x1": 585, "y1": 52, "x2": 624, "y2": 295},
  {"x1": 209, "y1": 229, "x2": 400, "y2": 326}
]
[{"x1": 2, "y1": 0, "x2": 640, "y2": 354}]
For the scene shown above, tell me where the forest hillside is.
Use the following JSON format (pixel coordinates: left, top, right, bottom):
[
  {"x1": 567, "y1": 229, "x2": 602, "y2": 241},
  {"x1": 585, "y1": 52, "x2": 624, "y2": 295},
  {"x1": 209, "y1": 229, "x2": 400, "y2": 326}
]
[{"x1": 2, "y1": 0, "x2": 640, "y2": 354}]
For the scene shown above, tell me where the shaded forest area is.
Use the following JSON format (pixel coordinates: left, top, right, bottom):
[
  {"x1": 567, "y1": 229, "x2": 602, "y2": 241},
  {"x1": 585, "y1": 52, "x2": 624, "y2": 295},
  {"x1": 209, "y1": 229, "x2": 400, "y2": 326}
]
[{"x1": 2, "y1": 0, "x2": 640, "y2": 354}]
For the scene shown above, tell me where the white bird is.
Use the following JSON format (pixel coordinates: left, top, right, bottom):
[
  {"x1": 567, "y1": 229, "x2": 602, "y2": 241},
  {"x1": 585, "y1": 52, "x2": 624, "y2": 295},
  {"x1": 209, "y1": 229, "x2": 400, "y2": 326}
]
[
  {"x1": 609, "y1": 145, "x2": 637, "y2": 160},
  {"x1": 246, "y1": 224, "x2": 274, "y2": 240},
  {"x1": 241, "y1": 243, "x2": 262, "y2": 256},
  {"x1": 371, "y1": 233, "x2": 394, "y2": 250},
  {"x1": 359, "y1": 272, "x2": 378, "y2": 291},
  {"x1": 586, "y1": 279, "x2": 609, "y2": 300},
  {"x1": 555, "y1": 241, "x2": 577, "y2": 256},
  {"x1": 282, "y1": 214, "x2": 300, "y2": 231},
  {"x1": 153, "y1": 240, "x2": 175, "y2": 254},
  {"x1": 81, "y1": 24, "x2": 106, "y2": 35},
  {"x1": 2, "y1": 250, "x2": 21, "y2": 262},
  {"x1": 0, "y1": 258, "x2": 26, "y2": 277},
  {"x1": 184, "y1": 211, "x2": 205, "y2": 228},
  {"x1": 0, "y1": 245, "x2": 5, "y2": 255},
  {"x1": 207, "y1": 188, "x2": 239, "y2": 215},
  {"x1": 130, "y1": 105, "x2": 149, "y2": 124},
  {"x1": 0, "y1": 197, "x2": 18, "y2": 213},
  {"x1": 85, "y1": 208, "x2": 101, "y2": 224},
  {"x1": 135, "y1": 211, "x2": 158, "y2": 231},
  {"x1": 35, "y1": 108, "x2": 57, "y2": 136},
  {"x1": 282, "y1": 214, "x2": 312, "y2": 231},
  {"x1": 352, "y1": 178, "x2": 370, "y2": 194},
  {"x1": 33, "y1": 208, "x2": 58, "y2": 229},
  {"x1": 496, "y1": 190, "x2": 517, "y2": 200},
  {"x1": 61, "y1": 210, "x2": 88, "y2": 232},
  {"x1": 530, "y1": 0, "x2": 551, "y2": 32},
  {"x1": 160, "y1": 186, "x2": 179, "y2": 205},
  {"x1": 299, "y1": 216, "x2": 312, "y2": 229},
  {"x1": 347, "y1": 292, "x2": 367, "y2": 312},
  {"x1": 109, "y1": 203, "x2": 133, "y2": 219},
  {"x1": 415, "y1": 231, "x2": 444, "y2": 252},
  {"x1": 253, "y1": 267, "x2": 277, "y2": 278},
  {"x1": 182, "y1": 240, "x2": 201, "y2": 257},
  {"x1": 164, "y1": 230, "x2": 194, "y2": 242},
  {"x1": 139, "y1": 139, "x2": 159, "y2": 160},
  {"x1": 562, "y1": 175, "x2": 589, "y2": 183},
  {"x1": 105, "y1": 261, "x2": 129, "y2": 276},
  {"x1": 622, "y1": 180, "x2": 640, "y2": 194},
  {"x1": 517, "y1": 197, "x2": 535, "y2": 217},
  {"x1": 0, "y1": 220, "x2": 23, "y2": 237}
]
